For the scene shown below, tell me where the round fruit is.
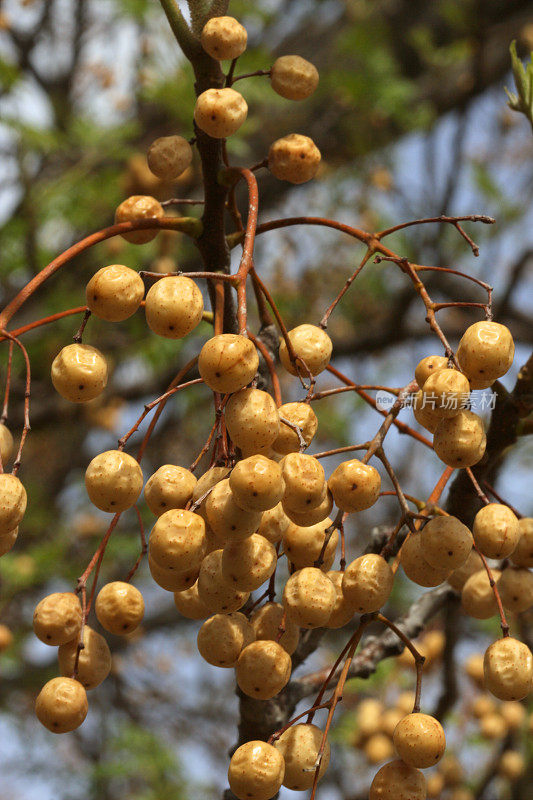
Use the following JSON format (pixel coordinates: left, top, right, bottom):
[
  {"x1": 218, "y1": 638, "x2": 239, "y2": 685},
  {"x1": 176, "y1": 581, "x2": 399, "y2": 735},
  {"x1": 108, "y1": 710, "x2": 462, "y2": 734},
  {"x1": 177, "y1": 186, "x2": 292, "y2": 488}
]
[
  {"x1": 326, "y1": 570, "x2": 356, "y2": 628},
  {"x1": 205, "y1": 479, "x2": 262, "y2": 541},
  {"x1": 0, "y1": 422, "x2": 14, "y2": 466},
  {"x1": 250, "y1": 601, "x2": 300, "y2": 655},
  {"x1": 270, "y1": 55, "x2": 319, "y2": 100},
  {"x1": 148, "y1": 555, "x2": 198, "y2": 592},
  {"x1": 197, "y1": 549, "x2": 249, "y2": 613},
  {"x1": 86, "y1": 264, "x2": 144, "y2": 321},
  {"x1": 0, "y1": 473, "x2": 26, "y2": 534},
  {"x1": 282, "y1": 567, "x2": 336, "y2": 628},
  {"x1": 197, "y1": 611, "x2": 254, "y2": 668},
  {"x1": 228, "y1": 740, "x2": 285, "y2": 800},
  {"x1": 273, "y1": 402, "x2": 318, "y2": 454},
  {"x1": 268, "y1": 134, "x2": 321, "y2": 184},
  {"x1": 95, "y1": 581, "x2": 145, "y2": 635},
  {"x1": 0, "y1": 526, "x2": 18, "y2": 556},
  {"x1": 144, "y1": 464, "x2": 197, "y2": 516},
  {"x1": 369, "y1": 759, "x2": 426, "y2": 800},
  {"x1": 447, "y1": 549, "x2": 483, "y2": 591},
  {"x1": 328, "y1": 459, "x2": 381, "y2": 512},
  {"x1": 149, "y1": 508, "x2": 206, "y2": 572},
  {"x1": 35, "y1": 677, "x2": 88, "y2": 734},
  {"x1": 498, "y1": 567, "x2": 533, "y2": 613},
  {"x1": 400, "y1": 534, "x2": 450, "y2": 587},
  {"x1": 421, "y1": 368, "x2": 470, "y2": 418},
  {"x1": 415, "y1": 355, "x2": 449, "y2": 388},
  {"x1": 274, "y1": 723, "x2": 330, "y2": 790},
  {"x1": 283, "y1": 489, "x2": 333, "y2": 527},
  {"x1": 484, "y1": 638, "x2": 533, "y2": 700},
  {"x1": 225, "y1": 389, "x2": 280, "y2": 455},
  {"x1": 173, "y1": 581, "x2": 210, "y2": 620},
  {"x1": 279, "y1": 324, "x2": 332, "y2": 376},
  {"x1": 85, "y1": 450, "x2": 143, "y2": 513},
  {"x1": 235, "y1": 639, "x2": 291, "y2": 699},
  {"x1": 433, "y1": 410, "x2": 486, "y2": 468},
  {"x1": 33, "y1": 592, "x2": 82, "y2": 646},
  {"x1": 200, "y1": 16, "x2": 247, "y2": 60},
  {"x1": 51, "y1": 343, "x2": 108, "y2": 403},
  {"x1": 194, "y1": 87, "x2": 247, "y2": 138},
  {"x1": 198, "y1": 334, "x2": 258, "y2": 394},
  {"x1": 473, "y1": 503, "x2": 519, "y2": 559},
  {"x1": 229, "y1": 455, "x2": 283, "y2": 511},
  {"x1": 145, "y1": 275, "x2": 203, "y2": 339},
  {"x1": 457, "y1": 321, "x2": 514, "y2": 386},
  {"x1": 420, "y1": 516, "x2": 473, "y2": 571},
  {"x1": 499, "y1": 700, "x2": 526, "y2": 730},
  {"x1": 412, "y1": 390, "x2": 442, "y2": 434},
  {"x1": 498, "y1": 750, "x2": 525, "y2": 780},
  {"x1": 58, "y1": 625, "x2": 111, "y2": 690},
  {"x1": 147, "y1": 135, "x2": 192, "y2": 180},
  {"x1": 461, "y1": 569, "x2": 501, "y2": 619},
  {"x1": 364, "y1": 733, "x2": 395, "y2": 764},
  {"x1": 281, "y1": 453, "x2": 326, "y2": 512},
  {"x1": 342, "y1": 554, "x2": 394, "y2": 612},
  {"x1": 283, "y1": 518, "x2": 338, "y2": 570},
  {"x1": 191, "y1": 465, "x2": 230, "y2": 519},
  {"x1": 115, "y1": 195, "x2": 164, "y2": 244},
  {"x1": 393, "y1": 713, "x2": 446, "y2": 768},
  {"x1": 257, "y1": 502, "x2": 291, "y2": 544},
  {"x1": 222, "y1": 534, "x2": 277, "y2": 592},
  {"x1": 511, "y1": 518, "x2": 533, "y2": 567}
]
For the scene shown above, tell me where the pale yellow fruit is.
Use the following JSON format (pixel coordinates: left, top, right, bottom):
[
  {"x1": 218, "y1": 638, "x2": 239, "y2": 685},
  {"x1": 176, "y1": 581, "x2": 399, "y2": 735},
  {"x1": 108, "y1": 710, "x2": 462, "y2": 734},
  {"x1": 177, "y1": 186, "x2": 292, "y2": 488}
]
[
  {"x1": 235, "y1": 639, "x2": 291, "y2": 699},
  {"x1": 173, "y1": 581, "x2": 210, "y2": 620},
  {"x1": 369, "y1": 759, "x2": 426, "y2": 800},
  {"x1": 342, "y1": 554, "x2": 394, "y2": 612},
  {"x1": 283, "y1": 517, "x2": 337, "y2": 570},
  {"x1": 0, "y1": 624, "x2": 13, "y2": 652},
  {"x1": 465, "y1": 653, "x2": 485, "y2": 687},
  {"x1": 194, "y1": 87, "x2": 247, "y2": 138},
  {"x1": 0, "y1": 422, "x2": 14, "y2": 466},
  {"x1": 447, "y1": 549, "x2": 483, "y2": 591},
  {"x1": 499, "y1": 700, "x2": 526, "y2": 730},
  {"x1": 498, "y1": 750, "x2": 525, "y2": 780},
  {"x1": 457, "y1": 321, "x2": 514, "y2": 386},
  {"x1": 364, "y1": 734, "x2": 395, "y2": 764},
  {"x1": 197, "y1": 611, "x2": 254, "y2": 668},
  {"x1": 279, "y1": 324, "x2": 332, "y2": 375},
  {"x1": 149, "y1": 508, "x2": 206, "y2": 572},
  {"x1": 145, "y1": 276, "x2": 203, "y2": 339},
  {"x1": 484, "y1": 637, "x2": 533, "y2": 700},
  {"x1": 511, "y1": 518, "x2": 533, "y2": 567},
  {"x1": 0, "y1": 473, "x2": 26, "y2": 534},
  {"x1": 480, "y1": 712, "x2": 508, "y2": 739},
  {"x1": 144, "y1": 464, "x2": 197, "y2": 516},
  {"x1": 498, "y1": 567, "x2": 533, "y2": 613},
  {"x1": 424, "y1": 630, "x2": 446, "y2": 663},
  {"x1": 274, "y1": 723, "x2": 329, "y2": 789},
  {"x1": 58, "y1": 625, "x2": 111, "y2": 689},
  {"x1": 426, "y1": 771, "x2": 445, "y2": 798},
  {"x1": 393, "y1": 713, "x2": 446, "y2": 768},
  {"x1": 147, "y1": 135, "x2": 192, "y2": 180},
  {"x1": 395, "y1": 692, "x2": 416, "y2": 716},
  {"x1": 326, "y1": 570, "x2": 356, "y2": 628},
  {"x1": 433, "y1": 410, "x2": 486, "y2": 468},
  {"x1": 33, "y1": 592, "x2": 82, "y2": 646},
  {"x1": 51, "y1": 343, "x2": 108, "y2": 403},
  {"x1": 191, "y1": 465, "x2": 230, "y2": 520},
  {"x1": 257, "y1": 502, "x2": 291, "y2": 544},
  {"x1": 86, "y1": 264, "x2": 144, "y2": 321},
  {"x1": 222, "y1": 534, "x2": 277, "y2": 591},
  {"x1": 148, "y1": 555, "x2": 198, "y2": 592},
  {"x1": 115, "y1": 195, "x2": 164, "y2": 244},
  {"x1": 85, "y1": 450, "x2": 142, "y2": 513},
  {"x1": 357, "y1": 698, "x2": 385, "y2": 738},
  {"x1": 200, "y1": 16, "x2": 247, "y2": 60},
  {"x1": 273, "y1": 402, "x2": 318, "y2": 454},
  {"x1": 229, "y1": 455, "x2": 283, "y2": 512},
  {"x1": 95, "y1": 581, "x2": 144, "y2": 635},
  {"x1": 198, "y1": 334, "x2": 258, "y2": 394},
  {"x1": 35, "y1": 677, "x2": 88, "y2": 734},
  {"x1": 400, "y1": 534, "x2": 451, "y2": 587},
  {"x1": 205, "y1": 479, "x2": 262, "y2": 541},
  {"x1": 281, "y1": 453, "x2": 326, "y2": 513},
  {"x1": 283, "y1": 489, "x2": 333, "y2": 527},
  {"x1": 250, "y1": 601, "x2": 300, "y2": 655},
  {"x1": 415, "y1": 355, "x2": 449, "y2": 388},
  {"x1": 328, "y1": 458, "x2": 381, "y2": 513},
  {"x1": 225, "y1": 389, "x2": 280, "y2": 455},
  {"x1": 282, "y1": 567, "x2": 335, "y2": 628},
  {"x1": 471, "y1": 694, "x2": 496, "y2": 718},
  {"x1": 473, "y1": 503, "x2": 519, "y2": 559},
  {"x1": 197, "y1": 549, "x2": 249, "y2": 613},
  {"x1": 461, "y1": 569, "x2": 501, "y2": 619},
  {"x1": 380, "y1": 708, "x2": 405, "y2": 738},
  {"x1": 270, "y1": 55, "x2": 319, "y2": 100},
  {"x1": 421, "y1": 368, "x2": 470, "y2": 418},
  {"x1": 412, "y1": 390, "x2": 442, "y2": 433},
  {"x1": 269, "y1": 134, "x2": 321, "y2": 184},
  {"x1": 0, "y1": 525, "x2": 18, "y2": 555},
  {"x1": 420, "y1": 516, "x2": 473, "y2": 571},
  {"x1": 228, "y1": 741, "x2": 285, "y2": 800}
]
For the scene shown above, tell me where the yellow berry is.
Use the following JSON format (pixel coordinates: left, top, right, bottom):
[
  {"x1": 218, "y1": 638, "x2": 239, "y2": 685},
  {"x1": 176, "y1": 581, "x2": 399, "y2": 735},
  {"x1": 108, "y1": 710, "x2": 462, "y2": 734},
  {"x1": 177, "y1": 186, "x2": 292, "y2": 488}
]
[
  {"x1": 86, "y1": 264, "x2": 144, "y2": 321},
  {"x1": 273, "y1": 402, "x2": 318, "y2": 454},
  {"x1": 0, "y1": 473, "x2": 26, "y2": 534},
  {"x1": 173, "y1": 581, "x2": 210, "y2": 620},
  {"x1": 228, "y1": 741, "x2": 285, "y2": 800},
  {"x1": 222, "y1": 534, "x2": 277, "y2": 592},
  {"x1": 58, "y1": 626, "x2": 111, "y2": 690},
  {"x1": 415, "y1": 355, "x2": 449, "y2": 388},
  {"x1": 279, "y1": 324, "x2": 331, "y2": 375},
  {"x1": 85, "y1": 450, "x2": 143, "y2": 513},
  {"x1": 461, "y1": 569, "x2": 501, "y2": 619},
  {"x1": 33, "y1": 592, "x2": 82, "y2": 646},
  {"x1": 342, "y1": 554, "x2": 394, "y2": 612},
  {"x1": 197, "y1": 611, "x2": 254, "y2": 668},
  {"x1": 328, "y1": 459, "x2": 381, "y2": 512},
  {"x1": 369, "y1": 759, "x2": 426, "y2": 800},
  {"x1": 473, "y1": 503, "x2": 519, "y2": 559},
  {"x1": 145, "y1": 276, "x2": 203, "y2": 339},
  {"x1": 198, "y1": 334, "x2": 258, "y2": 394},
  {"x1": 393, "y1": 713, "x2": 446, "y2": 768},
  {"x1": 149, "y1": 508, "x2": 206, "y2": 572},
  {"x1": 420, "y1": 516, "x2": 473, "y2": 571},
  {"x1": 269, "y1": 134, "x2": 321, "y2": 184},
  {"x1": 147, "y1": 135, "x2": 192, "y2": 180},
  {"x1": 197, "y1": 549, "x2": 249, "y2": 613},
  {"x1": 484, "y1": 637, "x2": 533, "y2": 700},
  {"x1": 283, "y1": 517, "x2": 338, "y2": 570},
  {"x1": 400, "y1": 534, "x2": 451, "y2": 587},
  {"x1": 511, "y1": 518, "x2": 533, "y2": 567},
  {"x1": 433, "y1": 409, "x2": 486, "y2": 468},
  {"x1": 200, "y1": 16, "x2": 247, "y2": 60},
  {"x1": 144, "y1": 464, "x2": 197, "y2": 516},
  {"x1": 225, "y1": 389, "x2": 280, "y2": 455},
  {"x1": 281, "y1": 453, "x2": 326, "y2": 513},
  {"x1": 194, "y1": 88, "x2": 247, "y2": 138},
  {"x1": 457, "y1": 321, "x2": 514, "y2": 386},
  {"x1": 95, "y1": 581, "x2": 144, "y2": 635},
  {"x1": 270, "y1": 55, "x2": 319, "y2": 100},
  {"x1": 35, "y1": 677, "x2": 88, "y2": 734},
  {"x1": 250, "y1": 601, "x2": 300, "y2": 655},
  {"x1": 229, "y1": 455, "x2": 284, "y2": 512},
  {"x1": 115, "y1": 195, "x2": 164, "y2": 244},
  {"x1": 205, "y1": 478, "x2": 262, "y2": 541},
  {"x1": 51, "y1": 343, "x2": 108, "y2": 403},
  {"x1": 235, "y1": 639, "x2": 291, "y2": 699},
  {"x1": 274, "y1": 723, "x2": 329, "y2": 790},
  {"x1": 282, "y1": 567, "x2": 335, "y2": 628}
]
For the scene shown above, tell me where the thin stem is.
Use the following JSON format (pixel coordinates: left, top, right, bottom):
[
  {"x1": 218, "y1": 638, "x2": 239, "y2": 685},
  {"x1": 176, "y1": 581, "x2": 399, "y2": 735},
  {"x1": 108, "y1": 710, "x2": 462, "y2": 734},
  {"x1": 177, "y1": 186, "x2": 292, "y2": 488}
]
[
  {"x1": 377, "y1": 613, "x2": 425, "y2": 712},
  {"x1": 319, "y1": 247, "x2": 373, "y2": 329}
]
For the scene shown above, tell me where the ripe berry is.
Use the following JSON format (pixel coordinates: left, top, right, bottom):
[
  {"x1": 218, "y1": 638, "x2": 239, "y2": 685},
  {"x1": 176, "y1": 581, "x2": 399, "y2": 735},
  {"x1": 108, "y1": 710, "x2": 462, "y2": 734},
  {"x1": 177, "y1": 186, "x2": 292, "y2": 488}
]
[
  {"x1": 197, "y1": 611, "x2": 254, "y2": 668},
  {"x1": 420, "y1": 516, "x2": 473, "y2": 571},
  {"x1": 58, "y1": 626, "x2": 111, "y2": 690},
  {"x1": 457, "y1": 321, "x2": 514, "y2": 387},
  {"x1": 33, "y1": 592, "x2": 82, "y2": 646},
  {"x1": 191, "y1": 465, "x2": 230, "y2": 519},
  {"x1": 328, "y1": 458, "x2": 381, "y2": 512},
  {"x1": 225, "y1": 389, "x2": 280, "y2": 455},
  {"x1": 235, "y1": 639, "x2": 291, "y2": 699},
  {"x1": 473, "y1": 503, "x2": 519, "y2": 559},
  {"x1": 499, "y1": 700, "x2": 526, "y2": 729},
  {"x1": 326, "y1": 570, "x2": 356, "y2": 628},
  {"x1": 270, "y1": 55, "x2": 319, "y2": 100},
  {"x1": 0, "y1": 525, "x2": 18, "y2": 556},
  {"x1": 85, "y1": 450, "x2": 143, "y2": 512},
  {"x1": 422, "y1": 368, "x2": 470, "y2": 418},
  {"x1": 197, "y1": 549, "x2": 249, "y2": 613},
  {"x1": 357, "y1": 698, "x2": 384, "y2": 738},
  {"x1": 35, "y1": 677, "x2": 88, "y2": 734},
  {"x1": 149, "y1": 555, "x2": 198, "y2": 592},
  {"x1": 95, "y1": 581, "x2": 145, "y2": 635},
  {"x1": 147, "y1": 135, "x2": 193, "y2": 180},
  {"x1": 412, "y1": 390, "x2": 442, "y2": 433},
  {"x1": 369, "y1": 759, "x2": 426, "y2": 800},
  {"x1": 250, "y1": 601, "x2": 300, "y2": 655},
  {"x1": 144, "y1": 464, "x2": 197, "y2": 516},
  {"x1": 0, "y1": 473, "x2": 26, "y2": 534},
  {"x1": 257, "y1": 502, "x2": 291, "y2": 544},
  {"x1": 511, "y1": 517, "x2": 533, "y2": 567},
  {"x1": 498, "y1": 750, "x2": 525, "y2": 780},
  {"x1": 268, "y1": 134, "x2": 321, "y2": 184},
  {"x1": 222, "y1": 534, "x2": 277, "y2": 592},
  {"x1": 461, "y1": 569, "x2": 501, "y2": 619},
  {"x1": 145, "y1": 275, "x2": 203, "y2": 339},
  {"x1": 433, "y1": 409, "x2": 486, "y2": 468},
  {"x1": 279, "y1": 324, "x2": 332, "y2": 375},
  {"x1": 414, "y1": 355, "x2": 449, "y2": 388},
  {"x1": 115, "y1": 195, "x2": 164, "y2": 244},
  {"x1": 282, "y1": 567, "x2": 336, "y2": 628},
  {"x1": 281, "y1": 453, "x2": 326, "y2": 512},
  {"x1": 393, "y1": 713, "x2": 446, "y2": 768},
  {"x1": 465, "y1": 653, "x2": 485, "y2": 687},
  {"x1": 484, "y1": 637, "x2": 533, "y2": 700},
  {"x1": 0, "y1": 422, "x2": 14, "y2": 466},
  {"x1": 274, "y1": 723, "x2": 330, "y2": 790},
  {"x1": 149, "y1": 508, "x2": 206, "y2": 572},
  {"x1": 200, "y1": 16, "x2": 247, "y2": 60},
  {"x1": 400, "y1": 534, "x2": 451, "y2": 587},
  {"x1": 447, "y1": 549, "x2": 483, "y2": 591},
  {"x1": 228, "y1": 740, "x2": 285, "y2": 800},
  {"x1": 283, "y1": 517, "x2": 338, "y2": 570},
  {"x1": 51, "y1": 343, "x2": 108, "y2": 403},
  {"x1": 364, "y1": 733, "x2": 395, "y2": 764},
  {"x1": 86, "y1": 264, "x2": 144, "y2": 321},
  {"x1": 498, "y1": 567, "x2": 533, "y2": 614},
  {"x1": 198, "y1": 333, "x2": 258, "y2": 393},
  {"x1": 342, "y1": 553, "x2": 394, "y2": 612},
  {"x1": 174, "y1": 581, "x2": 210, "y2": 620},
  {"x1": 194, "y1": 88, "x2": 247, "y2": 138},
  {"x1": 283, "y1": 488, "x2": 332, "y2": 526},
  {"x1": 273, "y1": 401, "x2": 318, "y2": 455},
  {"x1": 480, "y1": 712, "x2": 507, "y2": 739},
  {"x1": 229, "y1": 455, "x2": 283, "y2": 512},
  {"x1": 206, "y1": 479, "x2": 262, "y2": 541}
]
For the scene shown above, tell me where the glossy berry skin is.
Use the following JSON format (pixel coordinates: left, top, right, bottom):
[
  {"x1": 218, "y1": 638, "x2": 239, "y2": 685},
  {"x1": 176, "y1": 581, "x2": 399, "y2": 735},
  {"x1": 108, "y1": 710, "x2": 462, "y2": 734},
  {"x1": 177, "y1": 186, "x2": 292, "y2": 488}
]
[
  {"x1": 58, "y1": 626, "x2": 111, "y2": 690},
  {"x1": 85, "y1": 450, "x2": 143, "y2": 513},
  {"x1": 473, "y1": 503, "x2": 519, "y2": 559},
  {"x1": 197, "y1": 611, "x2": 254, "y2": 668},
  {"x1": 86, "y1": 264, "x2": 144, "y2": 321},
  {"x1": 461, "y1": 569, "x2": 501, "y2": 619},
  {"x1": 147, "y1": 135, "x2": 192, "y2": 180},
  {"x1": 279, "y1": 324, "x2": 332, "y2": 375},
  {"x1": 115, "y1": 195, "x2": 164, "y2": 244},
  {"x1": 400, "y1": 534, "x2": 451, "y2": 587},
  {"x1": 228, "y1": 741, "x2": 285, "y2": 800},
  {"x1": 144, "y1": 465, "x2": 197, "y2": 516},
  {"x1": 194, "y1": 88, "x2": 247, "y2": 138},
  {"x1": 250, "y1": 601, "x2": 300, "y2": 655},
  {"x1": 33, "y1": 592, "x2": 82, "y2": 646},
  {"x1": 433, "y1": 409, "x2": 486, "y2": 468},
  {"x1": 393, "y1": 713, "x2": 446, "y2": 768},
  {"x1": 484, "y1": 637, "x2": 533, "y2": 701},
  {"x1": 174, "y1": 582, "x2": 211, "y2": 620},
  {"x1": 145, "y1": 276, "x2": 203, "y2": 339},
  {"x1": 198, "y1": 334, "x2": 258, "y2": 394},
  {"x1": 270, "y1": 55, "x2": 319, "y2": 100},
  {"x1": 200, "y1": 16, "x2": 247, "y2": 61},
  {"x1": 95, "y1": 581, "x2": 145, "y2": 635},
  {"x1": 229, "y1": 455, "x2": 283, "y2": 512},
  {"x1": 457, "y1": 321, "x2": 514, "y2": 387},
  {"x1": 51, "y1": 343, "x2": 108, "y2": 403},
  {"x1": 222, "y1": 534, "x2": 277, "y2": 592},
  {"x1": 282, "y1": 567, "x2": 336, "y2": 628},
  {"x1": 369, "y1": 759, "x2": 426, "y2": 800},
  {"x1": 342, "y1": 554, "x2": 394, "y2": 612},
  {"x1": 420, "y1": 516, "x2": 473, "y2": 571},
  {"x1": 274, "y1": 723, "x2": 330, "y2": 790},
  {"x1": 225, "y1": 390, "x2": 280, "y2": 455},
  {"x1": 235, "y1": 640, "x2": 291, "y2": 700},
  {"x1": 268, "y1": 134, "x2": 321, "y2": 184},
  {"x1": 281, "y1": 453, "x2": 326, "y2": 513},
  {"x1": 35, "y1": 677, "x2": 88, "y2": 734},
  {"x1": 511, "y1": 518, "x2": 533, "y2": 567},
  {"x1": 273, "y1": 401, "x2": 318, "y2": 454},
  {"x1": 328, "y1": 459, "x2": 381, "y2": 512},
  {"x1": 283, "y1": 489, "x2": 333, "y2": 527},
  {"x1": 206, "y1": 479, "x2": 262, "y2": 541},
  {"x1": 0, "y1": 473, "x2": 27, "y2": 534},
  {"x1": 149, "y1": 508, "x2": 206, "y2": 572},
  {"x1": 422, "y1": 368, "x2": 470, "y2": 418},
  {"x1": 414, "y1": 355, "x2": 449, "y2": 388}
]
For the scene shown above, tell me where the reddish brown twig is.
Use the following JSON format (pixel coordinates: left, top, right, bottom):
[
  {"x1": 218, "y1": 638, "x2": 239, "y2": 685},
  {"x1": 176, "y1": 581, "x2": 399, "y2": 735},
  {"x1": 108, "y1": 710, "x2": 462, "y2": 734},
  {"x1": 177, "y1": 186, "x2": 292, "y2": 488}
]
[
  {"x1": 0, "y1": 331, "x2": 31, "y2": 476},
  {"x1": 377, "y1": 613, "x2": 425, "y2": 712},
  {"x1": 124, "y1": 505, "x2": 148, "y2": 583}
]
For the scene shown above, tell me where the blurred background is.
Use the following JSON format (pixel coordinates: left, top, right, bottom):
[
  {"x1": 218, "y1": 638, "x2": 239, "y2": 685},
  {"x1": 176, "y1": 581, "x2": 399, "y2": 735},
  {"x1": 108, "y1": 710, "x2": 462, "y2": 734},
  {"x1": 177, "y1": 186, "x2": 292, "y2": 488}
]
[{"x1": 0, "y1": 0, "x2": 532, "y2": 798}]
